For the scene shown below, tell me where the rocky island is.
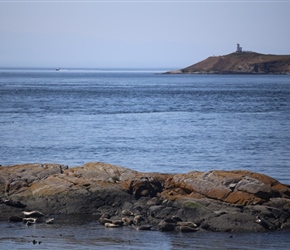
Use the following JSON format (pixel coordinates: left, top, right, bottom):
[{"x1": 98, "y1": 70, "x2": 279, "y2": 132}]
[
  {"x1": 1, "y1": 162, "x2": 290, "y2": 233},
  {"x1": 166, "y1": 44, "x2": 290, "y2": 74}
]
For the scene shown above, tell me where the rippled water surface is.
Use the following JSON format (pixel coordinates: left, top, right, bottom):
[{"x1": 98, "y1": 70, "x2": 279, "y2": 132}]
[
  {"x1": 1, "y1": 69, "x2": 289, "y2": 183},
  {"x1": 1, "y1": 69, "x2": 290, "y2": 249}
]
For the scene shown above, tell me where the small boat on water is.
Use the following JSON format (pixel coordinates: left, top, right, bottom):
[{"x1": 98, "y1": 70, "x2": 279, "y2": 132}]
[{"x1": 55, "y1": 68, "x2": 61, "y2": 71}]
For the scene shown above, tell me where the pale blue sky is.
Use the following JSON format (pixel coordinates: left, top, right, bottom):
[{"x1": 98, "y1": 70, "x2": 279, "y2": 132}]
[{"x1": 0, "y1": 0, "x2": 289, "y2": 69}]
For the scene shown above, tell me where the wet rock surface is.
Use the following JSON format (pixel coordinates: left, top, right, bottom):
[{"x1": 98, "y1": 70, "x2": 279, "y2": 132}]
[{"x1": 1, "y1": 162, "x2": 290, "y2": 232}]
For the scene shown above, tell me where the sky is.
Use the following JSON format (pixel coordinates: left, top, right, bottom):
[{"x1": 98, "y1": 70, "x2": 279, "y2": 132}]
[{"x1": 0, "y1": 0, "x2": 289, "y2": 69}]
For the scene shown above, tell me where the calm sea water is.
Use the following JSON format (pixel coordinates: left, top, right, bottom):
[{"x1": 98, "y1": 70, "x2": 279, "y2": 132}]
[{"x1": 1, "y1": 68, "x2": 290, "y2": 249}]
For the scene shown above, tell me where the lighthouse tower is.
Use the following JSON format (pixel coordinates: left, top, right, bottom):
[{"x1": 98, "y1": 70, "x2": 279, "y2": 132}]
[{"x1": 236, "y1": 43, "x2": 242, "y2": 52}]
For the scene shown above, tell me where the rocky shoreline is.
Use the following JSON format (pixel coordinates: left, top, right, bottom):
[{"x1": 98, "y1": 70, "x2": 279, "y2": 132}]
[{"x1": 1, "y1": 162, "x2": 290, "y2": 233}]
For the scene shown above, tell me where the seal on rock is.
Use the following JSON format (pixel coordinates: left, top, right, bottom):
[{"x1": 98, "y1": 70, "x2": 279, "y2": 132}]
[
  {"x1": 121, "y1": 209, "x2": 134, "y2": 216},
  {"x1": 111, "y1": 220, "x2": 123, "y2": 226},
  {"x1": 133, "y1": 215, "x2": 144, "y2": 224},
  {"x1": 105, "y1": 222, "x2": 122, "y2": 228},
  {"x1": 23, "y1": 211, "x2": 44, "y2": 218},
  {"x1": 46, "y1": 218, "x2": 54, "y2": 224},
  {"x1": 26, "y1": 220, "x2": 36, "y2": 226},
  {"x1": 99, "y1": 213, "x2": 112, "y2": 225},
  {"x1": 157, "y1": 220, "x2": 175, "y2": 231},
  {"x1": 176, "y1": 222, "x2": 199, "y2": 232},
  {"x1": 177, "y1": 221, "x2": 198, "y2": 228},
  {"x1": 122, "y1": 217, "x2": 133, "y2": 226},
  {"x1": 23, "y1": 218, "x2": 37, "y2": 224}
]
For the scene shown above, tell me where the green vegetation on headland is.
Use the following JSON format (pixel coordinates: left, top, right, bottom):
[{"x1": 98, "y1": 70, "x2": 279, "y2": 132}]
[{"x1": 166, "y1": 52, "x2": 290, "y2": 74}]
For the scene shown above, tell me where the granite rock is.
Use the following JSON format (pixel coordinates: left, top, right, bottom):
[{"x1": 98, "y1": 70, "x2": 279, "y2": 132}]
[{"x1": 1, "y1": 162, "x2": 290, "y2": 232}]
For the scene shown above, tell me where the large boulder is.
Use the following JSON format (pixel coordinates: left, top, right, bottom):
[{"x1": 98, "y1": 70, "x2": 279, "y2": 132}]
[
  {"x1": 1, "y1": 162, "x2": 290, "y2": 232},
  {"x1": 165, "y1": 170, "x2": 290, "y2": 206}
]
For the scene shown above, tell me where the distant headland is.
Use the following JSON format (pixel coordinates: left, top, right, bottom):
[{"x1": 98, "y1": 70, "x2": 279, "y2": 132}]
[{"x1": 166, "y1": 44, "x2": 290, "y2": 74}]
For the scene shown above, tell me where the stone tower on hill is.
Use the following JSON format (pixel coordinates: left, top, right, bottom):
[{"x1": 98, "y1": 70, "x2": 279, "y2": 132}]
[{"x1": 236, "y1": 43, "x2": 242, "y2": 52}]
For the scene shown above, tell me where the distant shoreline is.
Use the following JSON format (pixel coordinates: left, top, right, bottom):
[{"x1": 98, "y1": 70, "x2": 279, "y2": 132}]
[
  {"x1": 164, "y1": 70, "x2": 290, "y2": 75},
  {"x1": 165, "y1": 52, "x2": 290, "y2": 75}
]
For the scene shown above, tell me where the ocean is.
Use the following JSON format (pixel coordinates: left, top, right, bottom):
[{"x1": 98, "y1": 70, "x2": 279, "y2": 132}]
[{"x1": 0, "y1": 68, "x2": 290, "y2": 249}]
